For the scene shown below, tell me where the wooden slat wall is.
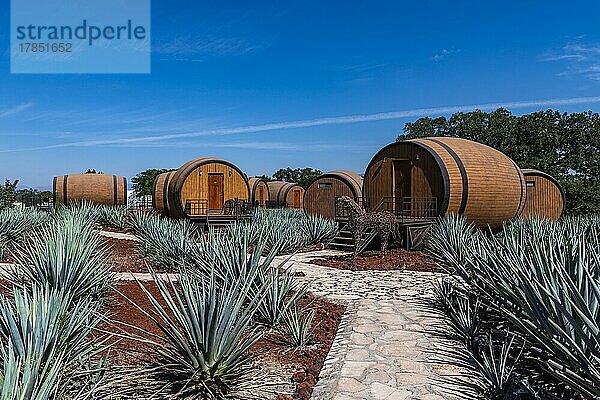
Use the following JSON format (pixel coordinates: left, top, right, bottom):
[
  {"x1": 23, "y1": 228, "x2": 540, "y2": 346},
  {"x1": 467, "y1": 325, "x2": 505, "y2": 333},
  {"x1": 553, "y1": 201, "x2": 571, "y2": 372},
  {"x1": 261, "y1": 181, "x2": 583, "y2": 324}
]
[
  {"x1": 363, "y1": 142, "x2": 445, "y2": 212},
  {"x1": 435, "y1": 137, "x2": 525, "y2": 228},
  {"x1": 363, "y1": 137, "x2": 526, "y2": 229},
  {"x1": 304, "y1": 171, "x2": 363, "y2": 219},
  {"x1": 179, "y1": 162, "x2": 249, "y2": 212},
  {"x1": 285, "y1": 185, "x2": 305, "y2": 208},
  {"x1": 267, "y1": 181, "x2": 304, "y2": 208},
  {"x1": 53, "y1": 174, "x2": 127, "y2": 206},
  {"x1": 152, "y1": 172, "x2": 170, "y2": 212},
  {"x1": 248, "y1": 177, "x2": 270, "y2": 207},
  {"x1": 521, "y1": 171, "x2": 564, "y2": 221}
]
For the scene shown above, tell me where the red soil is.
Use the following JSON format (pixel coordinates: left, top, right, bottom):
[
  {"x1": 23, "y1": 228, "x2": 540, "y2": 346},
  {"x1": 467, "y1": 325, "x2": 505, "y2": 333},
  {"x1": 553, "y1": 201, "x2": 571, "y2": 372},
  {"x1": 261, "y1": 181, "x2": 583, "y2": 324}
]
[
  {"x1": 312, "y1": 248, "x2": 439, "y2": 272},
  {"x1": 106, "y1": 282, "x2": 344, "y2": 400},
  {"x1": 104, "y1": 237, "x2": 152, "y2": 273}
]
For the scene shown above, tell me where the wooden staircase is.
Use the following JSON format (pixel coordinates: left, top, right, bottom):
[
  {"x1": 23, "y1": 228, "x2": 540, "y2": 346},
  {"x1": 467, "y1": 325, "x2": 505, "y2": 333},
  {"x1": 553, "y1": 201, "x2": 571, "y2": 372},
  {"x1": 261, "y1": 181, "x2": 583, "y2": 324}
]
[{"x1": 329, "y1": 223, "x2": 378, "y2": 253}]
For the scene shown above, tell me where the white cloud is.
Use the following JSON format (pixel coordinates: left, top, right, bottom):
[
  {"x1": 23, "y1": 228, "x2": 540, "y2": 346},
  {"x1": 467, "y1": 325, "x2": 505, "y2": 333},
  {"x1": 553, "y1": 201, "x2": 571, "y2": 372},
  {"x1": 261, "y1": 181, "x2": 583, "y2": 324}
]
[
  {"x1": 2, "y1": 96, "x2": 600, "y2": 153},
  {"x1": 0, "y1": 102, "x2": 34, "y2": 119},
  {"x1": 540, "y1": 40, "x2": 600, "y2": 81},
  {"x1": 432, "y1": 48, "x2": 457, "y2": 62}
]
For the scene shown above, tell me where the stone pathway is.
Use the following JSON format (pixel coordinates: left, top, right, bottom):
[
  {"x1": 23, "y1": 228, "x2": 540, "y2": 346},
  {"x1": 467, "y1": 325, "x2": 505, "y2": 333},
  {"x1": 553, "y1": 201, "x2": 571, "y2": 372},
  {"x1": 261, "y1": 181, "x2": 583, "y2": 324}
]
[{"x1": 276, "y1": 251, "x2": 477, "y2": 400}]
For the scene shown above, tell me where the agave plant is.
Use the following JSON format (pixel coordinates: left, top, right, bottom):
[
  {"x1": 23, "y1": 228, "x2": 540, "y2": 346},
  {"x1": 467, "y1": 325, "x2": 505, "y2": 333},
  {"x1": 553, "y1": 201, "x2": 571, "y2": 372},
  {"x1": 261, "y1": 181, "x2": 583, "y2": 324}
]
[
  {"x1": 9, "y1": 213, "x2": 113, "y2": 306},
  {"x1": 0, "y1": 288, "x2": 106, "y2": 400},
  {"x1": 97, "y1": 205, "x2": 130, "y2": 231},
  {"x1": 132, "y1": 213, "x2": 198, "y2": 271},
  {"x1": 282, "y1": 306, "x2": 315, "y2": 348},
  {"x1": 255, "y1": 267, "x2": 307, "y2": 327},
  {"x1": 474, "y1": 332, "x2": 524, "y2": 400},
  {"x1": 427, "y1": 215, "x2": 600, "y2": 399},
  {"x1": 0, "y1": 207, "x2": 50, "y2": 261},
  {"x1": 302, "y1": 214, "x2": 338, "y2": 245},
  {"x1": 134, "y1": 270, "x2": 265, "y2": 398}
]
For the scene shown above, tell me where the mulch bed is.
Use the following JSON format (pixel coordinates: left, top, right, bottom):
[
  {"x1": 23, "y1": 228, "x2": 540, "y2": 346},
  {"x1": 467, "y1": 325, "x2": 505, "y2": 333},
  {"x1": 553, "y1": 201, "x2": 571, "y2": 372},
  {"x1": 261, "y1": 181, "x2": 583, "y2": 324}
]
[
  {"x1": 311, "y1": 248, "x2": 440, "y2": 272},
  {"x1": 255, "y1": 292, "x2": 345, "y2": 400},
  {"x1": 105, "y1": 282, "x2": 344, "y2": 400},
  {"x1": 104, "y1": 237, "x2": 152, "y2": 273},
  {"x1": 102, "y1": 281, "x2": 167, "y2": 365}
]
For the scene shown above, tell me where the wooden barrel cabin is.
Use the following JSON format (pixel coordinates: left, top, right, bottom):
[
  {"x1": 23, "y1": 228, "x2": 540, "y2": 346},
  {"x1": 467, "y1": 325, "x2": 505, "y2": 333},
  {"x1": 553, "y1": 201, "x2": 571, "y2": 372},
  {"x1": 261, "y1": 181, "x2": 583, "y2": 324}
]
[
  {"x1": 248, "y1": 177, "x2": 270, "y2": 208},
  {"x1": 53, "y1": 173, "x2": 127, "y2": 206},
  {"x1": 162, "y1": 157, "x2": 250, "y2": 219},
  {"x1": 304, "y1": 170, "x2": 363, "y2": 219},
  {"x1": 267, "y1": 181, "x2": 305, "y2": 209},
  {"x1": 520, "y1": 169, "x2": 565, "y2": 221},
  {"x1": 152, "y1": 171, "x2": 175, "y2": 214},
  {"x1": 363, "y1": 137, "x2": 527, "y2": 229}
]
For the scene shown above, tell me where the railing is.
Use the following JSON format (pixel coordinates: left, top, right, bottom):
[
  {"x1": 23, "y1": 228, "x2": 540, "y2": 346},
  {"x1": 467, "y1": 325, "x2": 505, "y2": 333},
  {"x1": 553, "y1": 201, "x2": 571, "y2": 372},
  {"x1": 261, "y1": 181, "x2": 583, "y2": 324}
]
[
  {"x1": 185, "y1": 199, "x2": 208, "y2": 216},
  {"x1": 184, "y1": 198, "x2": 254, "y2": 219},
  {"x1": 373, "y1": 196, "x2": 438, "y2": 221},
  {"x1": 335, "y1": 196, "x2": 437, "y2": 222}
]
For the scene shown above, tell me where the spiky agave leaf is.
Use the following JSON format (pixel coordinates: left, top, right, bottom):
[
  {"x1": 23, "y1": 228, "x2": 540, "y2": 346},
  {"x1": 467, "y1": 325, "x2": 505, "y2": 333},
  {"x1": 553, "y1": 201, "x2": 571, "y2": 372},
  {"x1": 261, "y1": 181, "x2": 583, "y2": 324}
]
[
  {"x1": 428, "y1": 215, "x2": 600, "y2": 399},
  {"x1": 474, "y1": 332, "x2": 524, "y2": 400},
  {"x1": 135, "y1": 270, "x2": 266, "y2": 399},
  {"x1": 301, "y1": 214, "x2": 338, "y2": 245},
  {"x1": 255, "y1": 267, "x2": 307, "y2": 327},
  {"x1": 131, "y1": 213, "x2": 198, "y2": 272},
  {"x1": 0, "y1": 287, "x2": 105, "y2": 400},
  {"x1": 0, "y1": 207, "x2": 50, "y2": 261},
  {"x1": 9, "y1": 213, "x2": 113, "y2": 306},
  {"x1": 97, "y1": 205, "x2": 130, "y2": 231},
  {"x1": 282, "y1": 306, "x2": 315, "y2": 348}
]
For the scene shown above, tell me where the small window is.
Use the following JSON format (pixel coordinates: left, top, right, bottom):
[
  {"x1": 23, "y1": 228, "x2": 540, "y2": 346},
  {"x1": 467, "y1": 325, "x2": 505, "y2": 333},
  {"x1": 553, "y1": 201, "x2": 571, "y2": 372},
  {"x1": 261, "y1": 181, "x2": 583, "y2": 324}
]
[
  {"x1": 526, "y1": 181, "x2": 535, "y2": 187},
  {"x1": 319, "y1": 182, "x2": 332, "y2": 188}
]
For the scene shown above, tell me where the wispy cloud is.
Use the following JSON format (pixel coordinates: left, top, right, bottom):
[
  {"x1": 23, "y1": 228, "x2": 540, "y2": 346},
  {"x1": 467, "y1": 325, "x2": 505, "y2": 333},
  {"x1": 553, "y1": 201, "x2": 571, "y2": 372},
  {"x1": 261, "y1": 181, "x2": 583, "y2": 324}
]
[
  {"x1": 154, "y1": 35, "x2": 261, "y2": 60},
  {"x1": 0, "y1": 102, "x2": 34, "y2": 119},
  {"x1": 2, "y1": 96, "x2": 600, "y2": 153},
  {"x1": 540, "y1": 40, "x2": 600, "y2": 80},
  {"x1": 109, "y1": 140, "x2": 371, "y2": 152},
  {"x1": 432, "y1": 48, "x2": 458, "y2": 62}
]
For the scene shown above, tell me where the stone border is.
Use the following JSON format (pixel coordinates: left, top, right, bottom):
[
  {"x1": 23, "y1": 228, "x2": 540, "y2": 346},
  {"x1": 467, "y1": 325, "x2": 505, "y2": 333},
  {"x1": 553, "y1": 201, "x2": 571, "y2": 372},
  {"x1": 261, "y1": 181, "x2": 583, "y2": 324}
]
[
  {"x1": 98, "y1": 230, "x2": 139, "y2": 241},
  {"x1": 311, "y1": 300, "x2": 357, "y2": 400}
]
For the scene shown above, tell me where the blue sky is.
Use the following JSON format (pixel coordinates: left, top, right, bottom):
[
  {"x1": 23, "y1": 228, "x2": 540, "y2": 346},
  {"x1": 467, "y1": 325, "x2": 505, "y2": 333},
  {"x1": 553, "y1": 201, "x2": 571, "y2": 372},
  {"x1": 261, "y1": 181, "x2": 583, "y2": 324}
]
[{"x1": 1, "y1": 1, "x2": 600, "y2": 189}]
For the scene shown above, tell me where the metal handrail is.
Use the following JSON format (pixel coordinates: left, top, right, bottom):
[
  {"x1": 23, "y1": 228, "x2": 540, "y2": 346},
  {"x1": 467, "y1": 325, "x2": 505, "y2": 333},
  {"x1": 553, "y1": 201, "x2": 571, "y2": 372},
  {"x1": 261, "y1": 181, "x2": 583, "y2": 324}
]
[
  {"x1": 374, "y1": 196, "x2": 438, "y2": 221},
  {"x1": 184, "y1": 198, "x2": 254, "y2": 219},
  {"x1": 335, "y1": 196, "x2": 437, "y2": 222}
]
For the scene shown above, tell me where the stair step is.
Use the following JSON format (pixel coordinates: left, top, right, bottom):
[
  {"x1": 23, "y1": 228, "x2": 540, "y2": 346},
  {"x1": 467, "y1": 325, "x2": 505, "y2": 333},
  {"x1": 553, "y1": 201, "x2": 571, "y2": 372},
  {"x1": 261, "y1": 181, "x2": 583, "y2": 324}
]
[
  {"x1": 333, "y1": 236, "x2": 354, "y2": 242},
  {"x1": 330, "y1": 243, "x2": 355, "y2": 249}
]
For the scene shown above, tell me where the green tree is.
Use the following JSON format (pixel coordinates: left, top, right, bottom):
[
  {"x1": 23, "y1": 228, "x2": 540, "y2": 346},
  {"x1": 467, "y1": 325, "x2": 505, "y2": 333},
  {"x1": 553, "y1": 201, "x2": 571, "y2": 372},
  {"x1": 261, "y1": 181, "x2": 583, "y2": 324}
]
[
  {"x1": 254, "y1": 174, "x2": 273, "y2": 182},
  {"x1": 131, "y1": 168, "x2": 176, "y2": 198},
  {"x1": 84, "y1": 169, "x2": 103, "y2": 174},
  {"x1": 272, "y1": 167, "x2": 322, "y2": 189},
  {"x1": 0, "y1": 180, "x2": 19, "y2": 210},
  {"x1": 16, "y1": 188, "x2": 53, "y2": 206},
  {"x1": 398, "y1": 108, "x2": 600, "y2": 215}
]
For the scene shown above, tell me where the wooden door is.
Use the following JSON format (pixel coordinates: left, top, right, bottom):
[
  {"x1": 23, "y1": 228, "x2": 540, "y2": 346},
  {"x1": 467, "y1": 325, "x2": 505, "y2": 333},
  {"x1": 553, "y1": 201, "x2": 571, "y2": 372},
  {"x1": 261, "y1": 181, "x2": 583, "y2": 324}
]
[
  {"x1": 258, "y1": 187, "x2": 265, "y2": 206},
  {"x1": 293, "y1": 189, "x2": 301, "y2": 208},
  {"x1": 393, "y1": 160, "x2": 412, "y2": 214},
  {"x1": 208, "y1": 173, "x2": 224, "y2": 210}
]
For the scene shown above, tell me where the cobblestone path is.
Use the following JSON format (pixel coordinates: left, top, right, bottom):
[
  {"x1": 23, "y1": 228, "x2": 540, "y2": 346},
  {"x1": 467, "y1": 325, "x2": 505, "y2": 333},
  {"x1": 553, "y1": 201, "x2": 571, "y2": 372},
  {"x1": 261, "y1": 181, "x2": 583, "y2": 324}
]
[{"x1": 276, "y1": 251, "x2": 477, "y2": 400}]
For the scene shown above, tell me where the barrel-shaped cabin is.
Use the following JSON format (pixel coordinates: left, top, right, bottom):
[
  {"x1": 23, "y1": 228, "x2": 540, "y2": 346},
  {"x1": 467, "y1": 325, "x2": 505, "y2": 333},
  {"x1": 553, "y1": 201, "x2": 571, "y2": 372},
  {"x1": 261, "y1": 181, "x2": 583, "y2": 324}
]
[
  {"x1": 267, "y1": 181, "x2": 304, "y2": 209},
  {"x1": 53, "y1": 173, "x2": 127, "y2": 206},
  {"x1": 363, "y1": 137, "x2": 526, "y2": 229},
  {"x1": 304, "y1": 170, "x2": 363, "y2": 219},
  {"x1": 152, "y1": 171, "x2": 175, "y2": 214},
  {"x1": 153, "y1": 157, "x2": 250, "y2": 219},
  {"x1": 248, "y1": 177, "x2": 270, "y2": 208},
  {"x1": 520, "y1": 169, "x2": 565, "y2": 221}
]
